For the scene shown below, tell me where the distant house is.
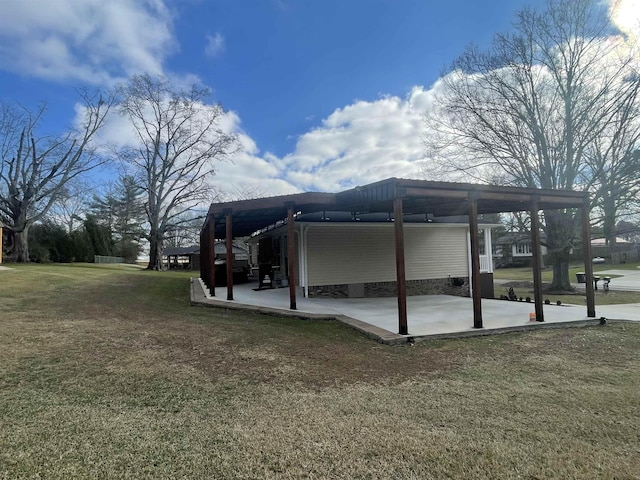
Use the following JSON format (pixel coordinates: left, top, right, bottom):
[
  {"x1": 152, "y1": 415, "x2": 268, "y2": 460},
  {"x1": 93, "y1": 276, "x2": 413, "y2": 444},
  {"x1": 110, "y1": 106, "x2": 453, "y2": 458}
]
[
  {"x1": 493, "y1": 232, "x2": 547, "y2": 267},
  {"x1": 590, "y1": 237, "x2": 631, "y2": 247}
]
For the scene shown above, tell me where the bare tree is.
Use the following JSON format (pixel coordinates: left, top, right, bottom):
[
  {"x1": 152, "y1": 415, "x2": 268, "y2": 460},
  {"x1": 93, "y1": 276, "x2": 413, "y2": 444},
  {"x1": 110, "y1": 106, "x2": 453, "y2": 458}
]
[
  {"x1": 118, "y1": 74, "x2": 237, "y2": 270},
  {"x1": 47, "y1": 179, "x2": 95, "y2": 233},
  {"x1": 586, "y1": 98, "x2": 640, "y2": 249},
  {"x1": 424, "y1": 0, "x2": 640, "y2": 290},
  {"x1": 0, "y1": 93, "x2": 113, "y2": 262}
]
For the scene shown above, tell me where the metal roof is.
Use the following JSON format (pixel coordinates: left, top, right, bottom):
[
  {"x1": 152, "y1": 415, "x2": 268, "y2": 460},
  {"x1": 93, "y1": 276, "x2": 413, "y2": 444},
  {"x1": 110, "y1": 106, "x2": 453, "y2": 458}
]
[{"x1": 203, "y1": 178, "x2": 588, "y2": 238}]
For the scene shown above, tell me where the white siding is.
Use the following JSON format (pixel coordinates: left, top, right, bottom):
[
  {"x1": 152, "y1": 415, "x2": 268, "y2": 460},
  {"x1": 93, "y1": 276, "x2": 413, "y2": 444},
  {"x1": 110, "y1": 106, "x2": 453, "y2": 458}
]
[
  {"x1": 404, "y1": 226, "x2": 468, "y2": 279},
  {"x1": 305, "y1": 224, "x2": 469, "y2": 286}
]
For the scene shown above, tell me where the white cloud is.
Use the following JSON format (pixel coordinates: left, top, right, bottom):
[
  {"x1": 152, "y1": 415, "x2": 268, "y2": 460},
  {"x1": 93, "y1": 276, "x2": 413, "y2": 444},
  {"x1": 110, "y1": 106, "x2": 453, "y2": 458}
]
[
  {"x1": 205, "y1": 33, "x2": 225, "y2": 58},
  {"x1": 0, "y1": 0, "x2": 175, "y2": 85},
  {"x1": 86, "y1": 84, "x2": 438, "y2": 200},
  {"x1": 272, "y1": 87, "x2": 433, "y2": 192}
]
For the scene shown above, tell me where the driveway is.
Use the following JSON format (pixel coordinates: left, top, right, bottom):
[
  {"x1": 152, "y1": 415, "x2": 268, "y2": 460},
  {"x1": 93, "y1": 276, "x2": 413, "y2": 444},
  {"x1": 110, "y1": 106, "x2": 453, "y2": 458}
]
[{"x1": 594, "y1": 268, "x2": 640, "y2": 292}]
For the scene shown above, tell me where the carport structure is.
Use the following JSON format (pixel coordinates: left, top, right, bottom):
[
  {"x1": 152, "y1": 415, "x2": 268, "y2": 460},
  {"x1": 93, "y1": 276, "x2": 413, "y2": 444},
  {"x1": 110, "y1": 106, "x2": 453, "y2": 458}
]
[{"x1": 200, "y1": 178, "x2": 596, "y2": 335}]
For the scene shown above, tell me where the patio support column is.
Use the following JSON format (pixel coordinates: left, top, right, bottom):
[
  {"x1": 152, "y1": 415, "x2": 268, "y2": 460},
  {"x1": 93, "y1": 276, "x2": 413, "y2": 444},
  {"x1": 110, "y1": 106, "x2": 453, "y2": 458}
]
[
  {"x1": 287, "y1": 203, "x2": 297, "y2": 310},
  {"x1": 468, "y1": 192, "x2": 482, "y2": 328},
  {"x1": 394, "y1": 197, "x2": 408, "y2": 335},
  {"x1": 530, "y1": 197, "x2": 544, "y2": 322},
  {"x1": 200, "y1": 228, "x2": 207, "y2": 288},
  {"x1": 581, "y1": 199, "x2": 596, "y2": 317},
  {"x1": 208, "y1": 215, "x2": 216, "y2": 297},
  {"x1": 225, "y1": 209, "x2": 233, "y2": 301}
]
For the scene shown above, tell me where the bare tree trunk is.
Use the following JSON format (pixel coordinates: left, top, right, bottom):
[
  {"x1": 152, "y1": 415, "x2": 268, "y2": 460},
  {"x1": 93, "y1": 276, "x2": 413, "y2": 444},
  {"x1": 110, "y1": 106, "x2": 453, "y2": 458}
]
[
  {"x1": 601, "y1": 193, "x2": 617, "y2": 252},
  {"x1": 545, "y1": 210, "x2": 575, "y2": 292},
  {"x1": 13, "y1": 227, "x2": 30, "y2": 263},
  {"x1": 147, "y1": 231, "x2": 164, "y2": 270}
]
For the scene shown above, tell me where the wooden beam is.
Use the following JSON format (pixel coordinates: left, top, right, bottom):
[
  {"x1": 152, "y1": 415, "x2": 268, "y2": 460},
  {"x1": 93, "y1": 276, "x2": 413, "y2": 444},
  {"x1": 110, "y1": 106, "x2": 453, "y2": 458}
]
[
  {"x1": 208, "y1": 216, "x2": 216, "y2": 297},
  {"x1": 199, "y1": 229, "x2": 207, "y2": 287},
  {"x1": 287, "y1": 205, "x2": 297, "y2": 310},
  {"x1": 530, "y1": 198, "x2": 544, "y2": 322},
  {"x1": 394, "y1": 197, "x2": 408, "y2": 335},
  {"x1": 582, "y1": 202, "x2": 596, "y2": 317},
  {"x1": 225, "y1": 210, "x2": 233, "y2": 301},
  {"x1": 468, "y1": 193, "x2": 482, "y2": 328}
]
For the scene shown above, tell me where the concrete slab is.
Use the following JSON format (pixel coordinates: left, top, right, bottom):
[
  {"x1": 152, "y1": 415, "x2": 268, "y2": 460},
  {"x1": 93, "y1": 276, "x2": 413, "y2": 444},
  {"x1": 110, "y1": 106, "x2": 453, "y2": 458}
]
[{"x1": 190, "y1": 278, "x2": 635, "y2": 344}]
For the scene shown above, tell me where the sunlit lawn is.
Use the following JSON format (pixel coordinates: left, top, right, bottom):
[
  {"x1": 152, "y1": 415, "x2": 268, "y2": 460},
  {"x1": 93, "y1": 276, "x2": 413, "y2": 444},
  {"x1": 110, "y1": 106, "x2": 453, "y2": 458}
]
[{"x1": 1, "y1": 263, "x2": 639, "y2": 479}]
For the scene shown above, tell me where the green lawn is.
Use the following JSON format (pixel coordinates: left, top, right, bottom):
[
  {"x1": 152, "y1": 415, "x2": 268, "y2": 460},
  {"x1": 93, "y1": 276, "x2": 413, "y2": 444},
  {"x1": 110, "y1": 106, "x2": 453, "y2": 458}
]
[{"x1": 1, "y1": 263, "x2": 639, "y2": 479}]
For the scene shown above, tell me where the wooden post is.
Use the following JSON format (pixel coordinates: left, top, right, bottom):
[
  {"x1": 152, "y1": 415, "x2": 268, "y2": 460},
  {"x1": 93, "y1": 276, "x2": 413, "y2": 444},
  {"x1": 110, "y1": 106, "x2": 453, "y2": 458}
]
[
  {"x1": 287, "y1": 204, "x2": 297, "y2": 310},
  {"x1": 530, "y1": 198, "x2": 544, "y2": 322},
  {"x1": 468, "y1": 193, "x2": 482, "y2": 328},
  {"x1": 225, "y1": 209, "x2": 233, "y2": 301},
  {"x1": 208, "y1": 216, "x2": 216, "y2": 297},
  {"x1": 394, "y1": 197, "x2": 408, "y2": 335},
  {"x1": 582, "y1": 200, "x2": 596, "y2": 317},
  {"x1": 200, "y1": 229, "x2": 206, "y2": 285},
  {"x1": 0, "y1": 226, "x2": 3, "y2": 264}
]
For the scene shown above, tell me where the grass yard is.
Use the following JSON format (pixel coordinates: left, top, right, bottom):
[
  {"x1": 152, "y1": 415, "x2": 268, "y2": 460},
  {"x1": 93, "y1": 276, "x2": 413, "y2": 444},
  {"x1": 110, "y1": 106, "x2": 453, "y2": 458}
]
[{"x1": 1, "y1": 263, "x2": 639, "y2": 479}]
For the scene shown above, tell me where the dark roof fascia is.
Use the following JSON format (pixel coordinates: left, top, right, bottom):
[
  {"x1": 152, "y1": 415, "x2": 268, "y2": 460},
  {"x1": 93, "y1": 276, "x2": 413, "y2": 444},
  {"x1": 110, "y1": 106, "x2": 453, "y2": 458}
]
[{"x1": 203, "y1": 177, "x2": 589, "y2": 239}]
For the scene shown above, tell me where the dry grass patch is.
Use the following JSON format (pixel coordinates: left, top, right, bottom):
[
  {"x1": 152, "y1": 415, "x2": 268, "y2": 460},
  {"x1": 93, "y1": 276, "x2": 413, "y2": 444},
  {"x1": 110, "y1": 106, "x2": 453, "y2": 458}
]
[{"x1": 0, "y1": 264, "x2": 639, "y2": 478}]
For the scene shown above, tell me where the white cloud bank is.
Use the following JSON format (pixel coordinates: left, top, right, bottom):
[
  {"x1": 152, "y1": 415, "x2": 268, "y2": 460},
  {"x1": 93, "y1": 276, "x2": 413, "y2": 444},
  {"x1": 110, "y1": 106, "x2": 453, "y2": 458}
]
[
  {"x1": 0, "y1": 0, "x2": 175, "y2": 84},
  {"x1": 271, "y1": 87, "x2": 434, "y2": 192}
]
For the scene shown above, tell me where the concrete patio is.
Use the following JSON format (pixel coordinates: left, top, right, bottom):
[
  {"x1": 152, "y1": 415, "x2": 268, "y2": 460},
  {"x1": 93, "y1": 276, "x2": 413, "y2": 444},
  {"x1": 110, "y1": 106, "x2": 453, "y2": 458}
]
[{"x1": 191, "y1": 277, "x2": 640, "y2": 344}]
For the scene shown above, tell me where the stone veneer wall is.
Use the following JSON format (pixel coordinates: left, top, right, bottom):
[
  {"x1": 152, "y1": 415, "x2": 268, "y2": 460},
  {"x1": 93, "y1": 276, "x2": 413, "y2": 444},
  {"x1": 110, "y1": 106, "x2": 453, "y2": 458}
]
[{"x1": 308, "y1": 277, "x2": 470, "y2": 299}]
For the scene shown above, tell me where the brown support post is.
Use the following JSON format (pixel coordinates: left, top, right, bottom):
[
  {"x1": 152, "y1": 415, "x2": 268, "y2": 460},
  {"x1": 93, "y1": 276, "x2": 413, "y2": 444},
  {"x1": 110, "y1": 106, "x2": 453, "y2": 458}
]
[
  {"x1": 468, "y1": 193, "x2": 483, "y2": 328},
  {"x1": 225, "y1": 209, "x2": 233, "y2": 301},
  {"x1": 208, "y1": 216, "x2": 216, "y2": 297},
  {"x1": 394, "y1": 197, "x2": 408, "y2": 335},
  {"x1": 582, "y1": 200, "x2": 596, "y2": 317},
  {"x1": 287, "y1": 204, "x2": 297, "y2": 310},
  {"x1": 530, "y1": 198, "x2": 544, "y2": 322},
  {"x1": 200, "y1": 229, "x2": 206, "y2": 286}
]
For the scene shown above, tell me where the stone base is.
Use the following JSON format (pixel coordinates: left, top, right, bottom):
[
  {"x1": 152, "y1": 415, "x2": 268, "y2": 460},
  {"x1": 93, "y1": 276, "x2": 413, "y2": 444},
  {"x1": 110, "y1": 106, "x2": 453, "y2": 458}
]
[{"x1": 308, "y1": 277, "x2": 470, "y2": 298}]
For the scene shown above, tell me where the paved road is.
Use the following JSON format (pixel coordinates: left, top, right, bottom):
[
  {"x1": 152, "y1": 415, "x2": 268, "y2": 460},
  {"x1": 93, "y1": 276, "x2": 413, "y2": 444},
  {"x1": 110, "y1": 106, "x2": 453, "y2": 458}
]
[
  {"x1": 592, "y1": 269, "x2": 640, "y2": 292},
  {"x1": 497, "y1": 268, "x2": 640, "y2": 292}
]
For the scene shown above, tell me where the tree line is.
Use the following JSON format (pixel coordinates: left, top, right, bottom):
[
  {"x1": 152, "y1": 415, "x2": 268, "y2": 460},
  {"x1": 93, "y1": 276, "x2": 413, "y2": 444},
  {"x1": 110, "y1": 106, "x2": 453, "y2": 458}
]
[{"x1": 0, "y1": 75, "x2": 237, "y2": 268}]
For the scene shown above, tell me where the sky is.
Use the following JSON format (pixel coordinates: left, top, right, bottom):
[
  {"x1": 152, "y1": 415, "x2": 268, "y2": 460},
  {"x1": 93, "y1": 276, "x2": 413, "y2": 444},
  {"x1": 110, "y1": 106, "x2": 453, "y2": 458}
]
[{"x1": 0, "y1": 0, "x2": 636, "y2": 200}]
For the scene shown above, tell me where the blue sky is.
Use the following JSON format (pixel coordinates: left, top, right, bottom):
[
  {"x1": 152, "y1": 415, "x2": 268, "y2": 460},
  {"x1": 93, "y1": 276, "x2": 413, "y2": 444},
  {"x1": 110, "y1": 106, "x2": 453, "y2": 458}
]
[{"x1": 1, "y1": 0, "x2": 632, "y2": 198}]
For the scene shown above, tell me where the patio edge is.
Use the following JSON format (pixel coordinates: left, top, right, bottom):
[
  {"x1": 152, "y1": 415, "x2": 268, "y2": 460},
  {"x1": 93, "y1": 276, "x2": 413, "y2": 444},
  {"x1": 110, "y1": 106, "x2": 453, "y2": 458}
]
[
  {"x1": 190, "y1": 278, "x2": 609, "y2": 345},
  {"x1": 190, "y1": 278, "x2": 407, "y2": 345}
]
